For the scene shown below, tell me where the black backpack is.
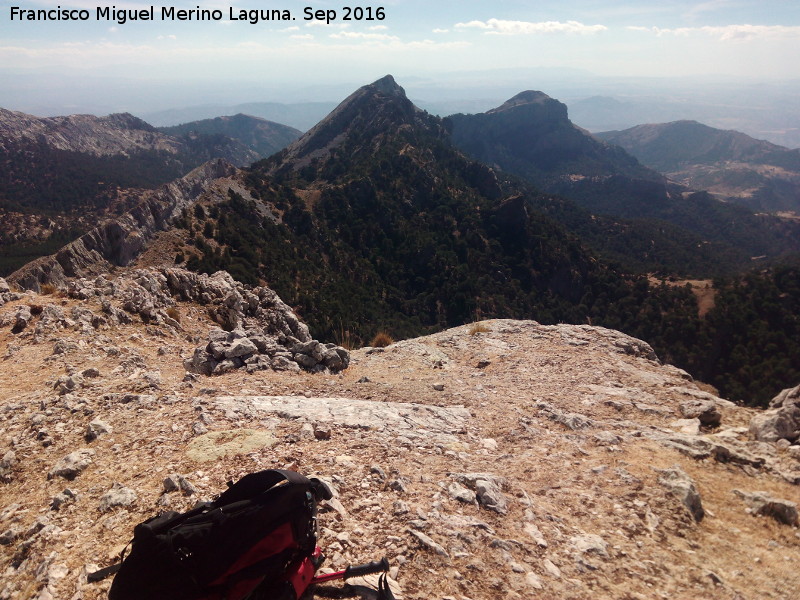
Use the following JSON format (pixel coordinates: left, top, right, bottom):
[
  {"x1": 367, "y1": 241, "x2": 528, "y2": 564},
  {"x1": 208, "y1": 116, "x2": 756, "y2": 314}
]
[{"x1": 99, "y1": 469, "x2": 332, "y2": 600}]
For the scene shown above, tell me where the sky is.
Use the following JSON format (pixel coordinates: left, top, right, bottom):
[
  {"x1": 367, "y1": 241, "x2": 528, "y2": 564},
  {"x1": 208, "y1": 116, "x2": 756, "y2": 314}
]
[{"x1": 1, "y1": 1, "x2": 799, "y2": 114}]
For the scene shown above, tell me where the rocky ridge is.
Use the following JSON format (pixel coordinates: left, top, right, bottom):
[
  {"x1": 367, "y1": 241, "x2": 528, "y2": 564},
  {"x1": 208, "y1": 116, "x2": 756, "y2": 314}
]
[
  {"x1": 596, "y1": 120, "x2": 800, "y2": 213},
  {"x1": 0, "y1": 109, "x2": 180, "y2": 157},
  {"x1": 6, "y1": 160, "x2": 241, "y2": 292},
  {"x1": 0, "y1": 271, "x2": 798, "y2": 600}
]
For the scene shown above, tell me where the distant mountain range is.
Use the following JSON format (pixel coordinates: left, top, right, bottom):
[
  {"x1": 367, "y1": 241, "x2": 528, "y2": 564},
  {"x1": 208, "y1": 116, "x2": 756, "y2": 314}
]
[
  {"x1": 596, "y1": 121, "x2": 800, "y2": 214},
  {"x1": 568, "y1": 94, "x2": 800, "y2": 150},
  {"x1": 446, "y1": 93, "x2": 800, "y2": 266},
  {"x1": 142, "y1": 102, "x2": 338, "y2": 132},
  {"x1": 5, "y1": 75, "x2": 800, "y2": 404},
  {"x1": 159, "y1": 114, "x2": 300, "y2": 159}
]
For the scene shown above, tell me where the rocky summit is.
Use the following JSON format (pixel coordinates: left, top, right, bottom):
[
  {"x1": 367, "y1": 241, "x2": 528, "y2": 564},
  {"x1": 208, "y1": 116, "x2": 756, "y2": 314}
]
[{"x1": 0, "y1": 267, "x2": 799, "y2": 600}]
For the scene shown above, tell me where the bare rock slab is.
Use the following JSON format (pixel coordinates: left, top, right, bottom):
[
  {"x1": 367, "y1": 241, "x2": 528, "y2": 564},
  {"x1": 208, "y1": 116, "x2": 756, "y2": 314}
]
[{"x1": 211, "y1": 396, "x2": 471, "y2": 445}]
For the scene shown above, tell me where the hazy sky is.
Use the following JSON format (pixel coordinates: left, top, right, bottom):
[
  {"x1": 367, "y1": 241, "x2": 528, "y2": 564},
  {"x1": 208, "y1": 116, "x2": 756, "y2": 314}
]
[{"x1": 2, "y1": 0, "x2": 799, "y2": 83}]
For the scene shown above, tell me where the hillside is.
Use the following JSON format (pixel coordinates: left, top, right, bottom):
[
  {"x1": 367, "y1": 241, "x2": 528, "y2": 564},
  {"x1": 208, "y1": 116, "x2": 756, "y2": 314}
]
[
  {"x1": 0, "y1": 270, "x2": 799, "y2": 599},
  {"x1": 447, "y1": 95, "x2": 800, "y2": 269},
  {"x1": 158, "y1": 114, "x2": 301, "y2": 161},
  {"x1": 447, "y1": 91, "x2": 659, "y2": 185},
  {"x1": 143, "y1": 101, "x2": 338, "y2": 132},
  {"x1": 596, "y1": 121, "x2": 800, "y2": 213}
]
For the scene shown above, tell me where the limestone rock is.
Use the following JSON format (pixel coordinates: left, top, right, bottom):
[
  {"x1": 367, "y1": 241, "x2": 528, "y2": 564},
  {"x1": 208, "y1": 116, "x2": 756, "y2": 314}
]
[
  {"x1": 571, "y1": 533, "x2": 608, "y2": 557},
  {"x1": 50, "y1": 489, "x2": 78, "y2": 511},
  {"x1": 85, "y1": 419, "x2": 112, "y2": 442},
  {"x1": 657, "y1": 465, "x2": 704, "y2": 522},
  {"x1": 163, "y1": 474, "x2": 197, "y2": 496},
  {"x1": 48, "y1": 449, "x2": 95, "y2": 480},
  {"x1": 475, "y1": 479, "x2": 509, "y2": 515},
  {"x1": 749, "y1": 384, "x2": 800, "y2": 442},
  {"x1": 0, "y1": 451, "x2": 17, "y2": 482},
  {"x1": 409, "y1": 529, "x2": 448, "y2": 557},
  {"x1": 12, "y1": 305, "x2": 32, "y2": 333},
  {"x1": 448, "y1": 482, "x2": 477, "y2": 504},
  {"x1": 733, "y1": 489, "x2": 799, "y2": 526},
  {"x1": 680, "y1": 399, "x2": 721, "y2": 427},
  {"x1": 449, "y1": 473, "x2": 509, "y2": 514},
  {"x1": 98, "y1": 483, "x2": 137, "y2": 512},
  {"x1": 524, "y1": 523, "x2": 548, "y2": 548}
]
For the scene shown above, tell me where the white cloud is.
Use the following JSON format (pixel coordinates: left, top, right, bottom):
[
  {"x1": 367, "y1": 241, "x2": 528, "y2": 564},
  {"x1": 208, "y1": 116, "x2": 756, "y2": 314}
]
[
  {"x1": 455, "y1": 19, "x2": 607, "y2": 36},
  {"x1": 290, "y1": 34, "x2": 314, "y2": 40},
  {"x1": 156, "y1": 34, "x2": 177, "y2": 40},
  {"x1": 368, "y1": 25, "x2": 388, "y2": 31},
  {"x1": 280, "y1": 26, "x2": 301, "y2": 32},
  {"x1": 305, "y1": 20, "x2": 348, "y2": 29},
  {"x1": 627, "y1": 26, "x2": 692, "y2": 37},
  {"x1": 433, "y1": 28, "x2": 449, "y2": 34},
  {"x1": 628, "y1": 24, "x2": 800, "y2": 41},
  {"x1": 329, "y1": 31, "x2": 400, "y2": 42}
]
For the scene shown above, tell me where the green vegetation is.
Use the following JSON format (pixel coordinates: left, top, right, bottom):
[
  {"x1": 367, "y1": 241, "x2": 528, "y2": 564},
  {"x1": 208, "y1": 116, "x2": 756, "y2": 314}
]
[
  {"x1": 688, "y1": 262, "x2": 800, "y2": 405},
  {"x1": 0, "y1": 141, "x2": 188, "y2": 214},
  {"x1": 0, "y1": 228, "x2": 85, "y2": 276},
  {"x1": 177, "y1": 85, "x2": 799, "y2": 407},
  {"x1": 158, "y1": 114, "x2": 301, "y2": 159}
]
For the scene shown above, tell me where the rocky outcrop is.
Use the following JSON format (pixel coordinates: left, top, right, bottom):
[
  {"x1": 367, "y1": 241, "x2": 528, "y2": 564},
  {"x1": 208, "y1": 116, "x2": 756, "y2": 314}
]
[
  {"x1": 732, "y1": 489, "x2": 799, "y2": 526},
  {"x1": 7, "y1": 265, "x2": 349, "y2": 375},
  {"x1": 0, "y1": 278, "x2": 24, "y2": 309},
  {"x1": 185, "y1": 329, "x2": 350, "y2": 375},
  {"x1": 53, "y1": 266, "x2": 348, "y2": 374},
  {"x1": 749, "y1": 384, "x2": 800, "y2": 443},
  {"x1": 7, "y1": 159, "x2": 238, "y2": 292},
  {"x1": 657, "y1": 465, "x2": 705, "y2": 522}
]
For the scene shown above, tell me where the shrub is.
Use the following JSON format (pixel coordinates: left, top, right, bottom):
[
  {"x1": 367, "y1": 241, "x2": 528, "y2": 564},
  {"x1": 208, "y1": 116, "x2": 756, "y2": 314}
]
[
  {"x1": 166, "y1": 306, "x2": 181, "y2": 323},
  {"x1": 40, "y1": 283, "x2": 57, "y2": 295},
  {"x1": 370, "y1": 331, "x2": 394, "y2": 348}
]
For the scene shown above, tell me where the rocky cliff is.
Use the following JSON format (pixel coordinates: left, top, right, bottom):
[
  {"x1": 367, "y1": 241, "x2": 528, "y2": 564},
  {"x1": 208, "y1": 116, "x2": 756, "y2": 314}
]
[
  {"x1": 6, "y1": 160, "x2": 239, "y2": 292},
  {"x1": 0, "y1": 269, "x2": 798, "y2": 599}
]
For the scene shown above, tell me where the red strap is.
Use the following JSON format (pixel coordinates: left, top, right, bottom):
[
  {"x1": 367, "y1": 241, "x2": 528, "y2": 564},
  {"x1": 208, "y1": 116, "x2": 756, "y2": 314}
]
[{"x1": 208, "y1": 522, "x2": 297, "y2": 586}]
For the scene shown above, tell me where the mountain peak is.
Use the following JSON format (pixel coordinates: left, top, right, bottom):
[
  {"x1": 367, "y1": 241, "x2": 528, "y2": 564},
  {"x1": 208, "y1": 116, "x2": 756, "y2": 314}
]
[
  {"x1": 369, "y1": 74, "x2": 406, "y2": 98},
  {"x1": 488, "y1": 91, "x2": 556, "y2": 114},
  {"x1": 262, "y1": 76, "x2": 429, "y2": 177}
]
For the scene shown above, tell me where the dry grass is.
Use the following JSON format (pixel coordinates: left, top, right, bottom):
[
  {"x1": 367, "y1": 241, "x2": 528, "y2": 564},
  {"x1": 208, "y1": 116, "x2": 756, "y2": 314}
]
[
  {"x1": 370, "y1": 331, "x2": 394, "y2": 348},
  {"x1": 40, "y1": 283, "x2": 58, "y2": 295},
  {"x1": 166, "y1": 306, "x2": 181, "y2": 323},
  {"x1": 333, "y1": 323, "x2": 358, "y2": 350},
  {"x1": 468, "y1": 321, "x2": 490, "y2": 335}
]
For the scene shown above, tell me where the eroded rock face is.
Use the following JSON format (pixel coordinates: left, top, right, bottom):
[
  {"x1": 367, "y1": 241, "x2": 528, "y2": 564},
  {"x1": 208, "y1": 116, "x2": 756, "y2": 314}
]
[
  {"x1": 749, "y1": 384, "x2": 800, "y2": 443},
  {"x1": 7, "y1": 160, "x2": 237, "y2": 292}
]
